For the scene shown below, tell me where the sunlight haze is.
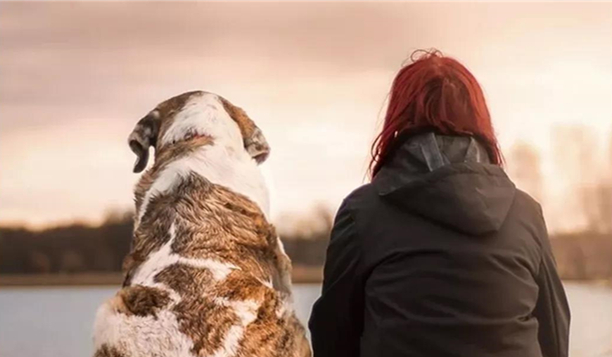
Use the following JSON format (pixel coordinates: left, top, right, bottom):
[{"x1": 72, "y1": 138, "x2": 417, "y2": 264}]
[{"x1": 1, "y1": 2, "x2": 611, "y2": 233}]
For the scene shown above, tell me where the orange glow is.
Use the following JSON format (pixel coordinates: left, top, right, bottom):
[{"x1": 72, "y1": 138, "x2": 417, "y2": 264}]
[{"x1": 1, "y1": 2, "x2": 611, "y2": 233}]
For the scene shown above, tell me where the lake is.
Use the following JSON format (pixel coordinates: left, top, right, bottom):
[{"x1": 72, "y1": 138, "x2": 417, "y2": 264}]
[{"x1": 0, "y1": 283, "x2": 610, "y2": 357}]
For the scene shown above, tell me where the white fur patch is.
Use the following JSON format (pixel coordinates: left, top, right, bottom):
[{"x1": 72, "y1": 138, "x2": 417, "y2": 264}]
[
  {"x1": 160, "y1": 93, "x2": 233, "y2": 148},
  {"x1": 93, "y1": 302, "x2": 196, "y2": 357},
  {"x1": 276, "y1": 236, "x2": 288, "y2": 256}
]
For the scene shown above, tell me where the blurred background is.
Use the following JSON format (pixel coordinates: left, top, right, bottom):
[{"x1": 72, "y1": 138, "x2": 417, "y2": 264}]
[{"x1": 0, "y1": 2, "x2": 611, "y2": 357}]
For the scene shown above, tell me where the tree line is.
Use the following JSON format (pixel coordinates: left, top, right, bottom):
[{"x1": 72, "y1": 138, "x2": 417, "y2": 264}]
[
  {"x1": 2, "y1": 209, "x2": 611, "y2": 281},
  {"x1": 0, "y1": 211, "x2": 331, "y2": 275}
]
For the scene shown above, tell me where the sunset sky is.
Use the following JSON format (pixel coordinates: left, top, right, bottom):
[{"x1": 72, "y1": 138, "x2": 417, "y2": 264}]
[{"x1": 1, "y1": 2, "x2": 611, "y2": 233}]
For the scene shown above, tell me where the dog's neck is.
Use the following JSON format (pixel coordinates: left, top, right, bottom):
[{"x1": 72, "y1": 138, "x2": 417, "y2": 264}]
[{"x1": 135, "y1": 138, "x2": 270, "y2": 229}]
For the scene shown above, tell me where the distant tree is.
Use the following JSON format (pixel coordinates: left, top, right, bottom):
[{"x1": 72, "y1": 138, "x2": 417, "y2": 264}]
[
  {"x1": 102, "y1": 209, "x2": 133, "y2": 225},
  {"x1": 588, "y1": 181, "x2": 612, "y2": 233},
  {"x1": 60, "y1": 250, "x2": 85, "y2": 273},
  {"x1": 276, "y1": 203, "x2": 333, "y2": 266},
  {"x1": 28, "y1": 251, "x2": 52, "y2": 273},
  {"x1": 282, "y1": 203, "x2": 333, "y2": 241},
  {"x1": 508, "y1": 141, "x2": 543, "y2": 202},
  {"x1": 551, "y1": 125, "x2": 602, "y2": 231},
  {"x1": 311, "y1": 203, "x2": 334, "y2": 237},
  {"x1": 552, "y1": 125, "x2": 600, "y2": 186}
]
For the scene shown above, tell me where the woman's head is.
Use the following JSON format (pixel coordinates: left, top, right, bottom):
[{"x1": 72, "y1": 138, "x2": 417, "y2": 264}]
[{"x1": 369, "y1": 50, "x2": 502, "y2": 178}]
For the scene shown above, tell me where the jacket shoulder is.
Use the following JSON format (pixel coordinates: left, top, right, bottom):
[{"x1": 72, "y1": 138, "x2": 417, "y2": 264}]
[
  {"x1": 513, "y1": 189, "x2": 544, "y2": 218},
  {"x1": 510, "y1": 189, "x2": 550, "y2": 254},
  {"x1": 341, "y1": 183, "x2": 379, "y2": 211}
]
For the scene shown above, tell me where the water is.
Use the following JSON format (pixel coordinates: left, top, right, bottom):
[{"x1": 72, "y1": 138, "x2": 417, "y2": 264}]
[{"x1": 0, "y1": 283, "x2": 610, "y2": 357}]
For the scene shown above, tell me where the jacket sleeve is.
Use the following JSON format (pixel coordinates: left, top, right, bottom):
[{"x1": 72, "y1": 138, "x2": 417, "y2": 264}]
[
  {"x1": 533, "y1": 212, "x2": 571, "y2": 357},
  {"x1": 309, "y1": 199, "x2": 365, "y2": 357}
]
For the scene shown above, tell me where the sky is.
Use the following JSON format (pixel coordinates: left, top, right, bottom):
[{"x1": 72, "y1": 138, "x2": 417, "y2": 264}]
[{"x1": 1, "y1": 2, "x2": 611, "y2": 233}]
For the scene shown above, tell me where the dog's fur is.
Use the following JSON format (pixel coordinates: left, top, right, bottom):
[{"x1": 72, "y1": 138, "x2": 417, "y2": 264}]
[{"x1": 93, "y1": 91, "x2": 311, "y2": 357}]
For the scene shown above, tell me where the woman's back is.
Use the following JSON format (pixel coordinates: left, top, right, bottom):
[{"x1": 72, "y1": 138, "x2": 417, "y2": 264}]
[
  {"x1": 309, "y1": 50, "x2": 569, "y2": 357},
  {"x1": 338, "y1": 133, "x2": 567, "y2": 357}
]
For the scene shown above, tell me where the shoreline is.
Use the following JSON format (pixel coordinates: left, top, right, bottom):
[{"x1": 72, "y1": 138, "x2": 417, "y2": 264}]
[
  {"x1": 1, "y1": 270, "x2": 609, "y2": 288},
  {"x1": 0, "y1": 266, "x2": 324, "y2": 287}
]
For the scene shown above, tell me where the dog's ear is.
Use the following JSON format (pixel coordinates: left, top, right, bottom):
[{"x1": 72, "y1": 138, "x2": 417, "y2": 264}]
[
  {"x1": 244, "y1": 127, "x2": 270, "y2": 164},
  {"x1": 128, "y1": 110, "x2": 161, "y2": 173},
  {"x1": 220, "y1": 97, "x2": 270, "y2": 164}
]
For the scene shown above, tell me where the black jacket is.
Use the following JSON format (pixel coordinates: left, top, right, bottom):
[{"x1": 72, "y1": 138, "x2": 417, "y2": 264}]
[{"x1": 309, "y1": 133, "x2": 570, "y2": 357}]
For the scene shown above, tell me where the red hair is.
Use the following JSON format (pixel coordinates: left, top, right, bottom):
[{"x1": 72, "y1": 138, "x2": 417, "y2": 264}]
[{"x1": 369, "y1": 50, "x2": 502, "y2": 178}]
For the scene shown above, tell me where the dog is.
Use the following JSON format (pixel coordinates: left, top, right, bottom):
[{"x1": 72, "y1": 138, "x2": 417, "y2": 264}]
[{"x1": 93, "y1": 91, "x2": 311, "y2": 357}]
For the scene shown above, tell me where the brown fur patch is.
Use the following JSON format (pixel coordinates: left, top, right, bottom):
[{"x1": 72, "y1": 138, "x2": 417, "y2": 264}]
[
  {"x1": 154, "y1": 91, "x2": 203, "y2": 144},
  {"x1": 93, "y1": 344, "x2": 124, "y2": 357},
  {"x1": 236, "y1": 292, "x2": 286, "y2": 357},
  {"x1": 155, "y1": 135, "x2": 214, "y2": 167},
  {"x1": 155, "y1": 91, "x2": 201, "y2": 117},
  {"x1": 212, "y1": 270, "x2": 270, "y2": 302},
  {"x1": 219, "y1": 96, "x2": 257, "y2": 139},
  {"x1": 155, "y1": 264, "x2": 240, "y2": 356},
  {"x1": 154, "y1": 263, "x2": 215, "y2": 297},
  {"x1": 122, "y1": 193, "x2": 175, "y2": 286},
  {"x1": 117, "y1": 285, "x2": 171, "y2": 317},
  {"x1": 236, "y1": 290, "x2": 311, "y2": 357},
  {"x1": 165, "y1": 173, "x2": 292, "y2": 296}
]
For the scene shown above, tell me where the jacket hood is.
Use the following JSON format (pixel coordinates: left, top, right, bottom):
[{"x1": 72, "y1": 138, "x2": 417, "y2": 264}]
[{"x1": 373, "y1": 132, "x2": 516, "y2": 235}]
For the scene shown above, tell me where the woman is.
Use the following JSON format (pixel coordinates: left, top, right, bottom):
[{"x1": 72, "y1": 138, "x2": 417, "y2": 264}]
[{"x1": 309, "y1": 51, "x2": 570, "y2": 357}]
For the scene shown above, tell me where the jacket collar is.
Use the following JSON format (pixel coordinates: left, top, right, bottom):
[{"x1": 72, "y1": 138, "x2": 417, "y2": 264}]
[{"x1": 373, "y1": 132, "x2": 495, "y2": 195}]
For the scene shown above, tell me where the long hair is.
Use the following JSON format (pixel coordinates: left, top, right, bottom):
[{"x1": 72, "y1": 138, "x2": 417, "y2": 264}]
[{"x1": 369, "y1": 50, "x2": 503, "y2": 178}]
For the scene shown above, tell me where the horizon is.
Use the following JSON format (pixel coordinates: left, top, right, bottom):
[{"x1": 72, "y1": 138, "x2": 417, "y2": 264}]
[{"x1": 1, "y1": 2, "x2": 612, "y2": 233}]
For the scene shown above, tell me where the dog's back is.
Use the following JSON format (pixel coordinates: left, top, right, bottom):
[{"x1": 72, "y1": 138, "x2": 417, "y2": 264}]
[{"x1": 93, "y1": 91, "x2": 310, "y2": 357}]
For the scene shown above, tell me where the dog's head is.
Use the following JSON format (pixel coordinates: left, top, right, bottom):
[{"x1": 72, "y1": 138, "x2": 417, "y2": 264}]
[{"x1": 128, "y1": 91, "x2": 270, "y2": 173}]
